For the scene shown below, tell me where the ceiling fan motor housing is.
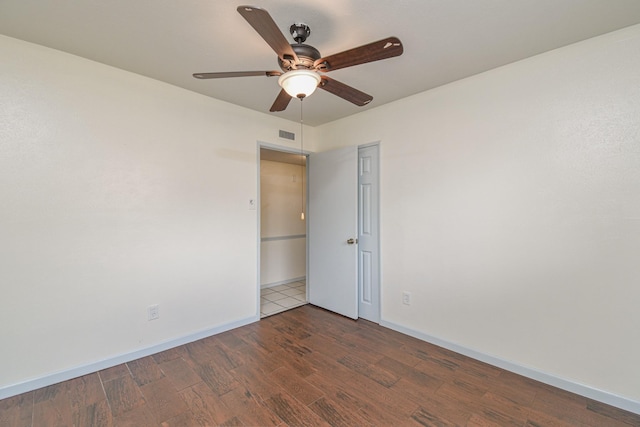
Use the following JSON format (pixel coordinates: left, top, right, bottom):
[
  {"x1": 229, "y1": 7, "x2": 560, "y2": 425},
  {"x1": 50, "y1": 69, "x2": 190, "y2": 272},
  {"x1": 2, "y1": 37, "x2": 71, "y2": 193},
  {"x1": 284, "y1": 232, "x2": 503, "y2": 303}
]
[{"x1": 279, "y1": 43, "x2": 321, "y2": 70}]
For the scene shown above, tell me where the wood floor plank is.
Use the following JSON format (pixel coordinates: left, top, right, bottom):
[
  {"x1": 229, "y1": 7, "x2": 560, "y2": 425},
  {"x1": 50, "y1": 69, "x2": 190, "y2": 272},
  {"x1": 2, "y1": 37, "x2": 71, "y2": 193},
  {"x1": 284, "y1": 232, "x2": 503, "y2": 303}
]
[
  {"x1": 395, "y1": 380, "x2": 473, "y2": 425},
  {"x1": 268, "y1": 366, "x2": 325, "y2": 406},
  {"x1": 187, "y1": 357, "x2": 239, "y2": 396},
  {"x1": 66, "y1": 373, "x2": 105, "y2": 409},
  {"x1": 455, "y1": 354, "x2": 504, "y2": 380},
  {"x1": 333, "y1": 328, "x2": 386, "y2": 357},
  {"x1": 220, "y1": 387, "x2": 284, "y2": 426},
  {"x1": 127, "y1": 355, "x2": 165, "y2": 386},
  {"x1": 208, "y1": 340, "x2": 245, "y2": 371},
  {"x1": 263, "y1": 392, "x2": 331, "y2": 427},
  {"x1": 484, "y1": 370, "x2": 539, "y2": 407},
  {"x1": 2, "y1": 305, "x2": 639, "y2": 427},
  {"x1": 301, "y1": 347, "x2": 358, "y2": 382},
  {"x1": 178, "y1": 382, "x2": 233, "y2": 426},
  {"x1": 273, "y1": 321, "x2": 313, "y2": 342},
  {"x1": 525, "y1": 408, "x2": 588, "y2": 427},
  {"x1": 586, "y1": 399, "x2": 640, "y2": 426},
  {"x1": 388, "y1": 375, "x2": 438, "y2": 402},
  {"x1": 307, "y1": 355, "x2": 462, "y2": 425},
  {"x1": 158, "y1": 410, "x2": 202, "y2": 427},
  {"x1": 337, "y1": 354, "x2": 400, "y2": 387},
  {"x1": 434, "y1": 374, "x2": 496, "y2": 421},
  {"x1": 240, "y1": 329, "x2": 285, "y2": 354},
  {"x1": 33, "y1": 381, "x2": 65, "y2": 404},
  {"x1": 236, "y1": 345, "x2": 284, "y2": 375},
  {"x1": 356, "y1": 332, "x2": 426, "y2": 367},
  {"x1": 32, "y1": 381, "x2": 81, "y2": 426},
  {"x1": 111, "y1": 403, "x2": 156, "y2": 427},
  {"x1": 152, "y1": 345, "x2": 187, "y2": 364},
  {"x1": 230, "y1": 363, "x2": 286, "y2": 402},
  {"x1": 0, "y1": 392, "x2": 33, "y2": 427},
  {"x1": 375, "y1": 355, "x2": 443, "y2": 392},
  {"x1": 301, "y1": 332, "x2": 352, "y2": 361},
  {"x1": 214, "y1": 329, "x2": 248, "y2": 350},
  {"x1": 531, "y1": 390, "x2": 636, "y2": 427},
  {"x1": 278, "y1": 336, "x2": 314, "y2": 357},
  {"x1": 158, "y1": 357, "x2": 202, "y2": 392},
  {"x1": 410, "y1": 405, "x2": 459, "y2": 427},
  {"x1": 218, "y1": 415, "x2": 244, "y2": 426},
  {"x1": 184, "y1": 336, "x2": 222, "y2": 366},
  {"x1": 32, "y1": 391, "x2": 73, "y2": 427},
  {"x1": 72, "y1": 399, "x2": 113, "y2": 427},
  {"x1": 101, "y1": 374, "x2": 145, "y2": 417},
  {"x1": 479, "y1": 391, "x2": 531, "y2": 423},
  {"x1": 410, "y1": 347, "x2": 462, "y2": 374},
  {"x1": 308, "y1": 395, "x2": 373, "y2": 427},
  {"x1": 139, "y1": 376, "x2": 189, "y2": 423},
  {"x1": 307, "y1": 360, "x2": 417, "y2": 425},
  {"x1": 274, "y1": 347, "x2": 318, "y2": 378},
  {"x1": 467, "y1": 406, "x2": 527, "y2": 427},
  {"x1": 98, "y1": 363, "x2": 130, "y2": 382},
  {"x1": 436, "y1": 374, "x2": 490, "y2": 402},
  {"x1": 281, "y1": 317, "x2": 339, "y2": 343}
]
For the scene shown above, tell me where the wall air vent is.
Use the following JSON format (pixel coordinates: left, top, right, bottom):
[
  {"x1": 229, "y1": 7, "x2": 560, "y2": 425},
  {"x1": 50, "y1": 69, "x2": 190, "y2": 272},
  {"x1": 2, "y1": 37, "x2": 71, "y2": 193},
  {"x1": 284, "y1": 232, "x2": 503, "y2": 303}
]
[{"x1": 279, "y1": 130, "x2": 295, "y2": 141}]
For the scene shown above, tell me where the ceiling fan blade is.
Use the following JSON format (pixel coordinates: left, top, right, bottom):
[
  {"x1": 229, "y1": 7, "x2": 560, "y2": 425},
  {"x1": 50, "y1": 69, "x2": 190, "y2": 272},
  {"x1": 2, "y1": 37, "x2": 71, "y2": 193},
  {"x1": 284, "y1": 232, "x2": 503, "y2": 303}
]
[
  {"x1": 270, "y1": 89, "x2": 292, "y2": 112},
  {"x1": 314, "y1": 37, "x2": 403, "y2": 72},
  {"x1": 193, "y1": 71, "x2": 281, "y2": 79},
  {"x1": 319, "y1": 76, "x2": 373, "y2": 106},
  {"x1": 237, "y1": 5, "x2": 299, "y2": 64}
]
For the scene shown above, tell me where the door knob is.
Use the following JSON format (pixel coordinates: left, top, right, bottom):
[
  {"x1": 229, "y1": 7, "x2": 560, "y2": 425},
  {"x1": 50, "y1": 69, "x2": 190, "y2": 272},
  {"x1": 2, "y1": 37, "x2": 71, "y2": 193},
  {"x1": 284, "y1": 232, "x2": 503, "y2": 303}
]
[{"x1": 347, "y1": 238, "x2": 358, "y2": 245}]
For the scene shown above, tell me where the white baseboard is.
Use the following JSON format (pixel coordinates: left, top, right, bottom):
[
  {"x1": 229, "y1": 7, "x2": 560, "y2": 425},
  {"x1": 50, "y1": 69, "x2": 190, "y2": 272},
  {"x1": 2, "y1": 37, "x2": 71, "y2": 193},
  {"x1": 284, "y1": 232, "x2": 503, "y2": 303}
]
[
  {"x1": 380, "y1": 320, "x2": 640, "y2": 416},
  {"x1": 261, "y1": 276, "x2": 306, "y2": 289},
  {"x1": 0, "y1": 315, "x2": 259, "y2": 400}
]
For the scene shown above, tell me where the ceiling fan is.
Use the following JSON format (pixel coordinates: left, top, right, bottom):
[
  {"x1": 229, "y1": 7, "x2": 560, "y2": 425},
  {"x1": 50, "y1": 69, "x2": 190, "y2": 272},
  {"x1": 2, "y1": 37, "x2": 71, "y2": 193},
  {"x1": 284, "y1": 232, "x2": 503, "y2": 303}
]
[{"x1": 193, "y1": 5, "x2": 404, "y2": 112}]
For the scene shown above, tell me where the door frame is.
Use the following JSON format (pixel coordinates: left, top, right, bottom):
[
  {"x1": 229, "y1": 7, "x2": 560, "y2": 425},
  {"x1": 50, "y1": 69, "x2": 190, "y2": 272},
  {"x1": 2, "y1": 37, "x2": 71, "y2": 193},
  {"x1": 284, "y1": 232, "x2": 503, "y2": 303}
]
[
  {"x1": 256, "y1": 141, "x2": 311, "y2": 318},
  {"x1": 257, "y1": 141, "x2": 381, "y2": 322},
  {"x1": 358, "y1": 141, "x2": 381, "y2": 323}
]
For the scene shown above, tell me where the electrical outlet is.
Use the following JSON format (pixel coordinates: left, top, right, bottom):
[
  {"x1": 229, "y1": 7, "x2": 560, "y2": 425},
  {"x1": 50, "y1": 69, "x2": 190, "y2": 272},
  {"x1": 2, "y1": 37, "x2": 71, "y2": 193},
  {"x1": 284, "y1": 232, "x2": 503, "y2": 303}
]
[
  {"x1": 402, "y1": 291, "x2": 411, "y2": 305},
  {"x1": 148, "y1": 304, "x2": 159, "y2": 321}
]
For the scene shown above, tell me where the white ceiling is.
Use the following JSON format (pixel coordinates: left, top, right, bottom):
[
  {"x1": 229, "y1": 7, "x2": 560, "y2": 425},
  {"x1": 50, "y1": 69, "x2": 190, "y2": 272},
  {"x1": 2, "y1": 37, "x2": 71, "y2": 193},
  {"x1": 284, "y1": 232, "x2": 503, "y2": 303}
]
[{"x1": 2, "y1": 0, "x2": 640, "y2": 126}]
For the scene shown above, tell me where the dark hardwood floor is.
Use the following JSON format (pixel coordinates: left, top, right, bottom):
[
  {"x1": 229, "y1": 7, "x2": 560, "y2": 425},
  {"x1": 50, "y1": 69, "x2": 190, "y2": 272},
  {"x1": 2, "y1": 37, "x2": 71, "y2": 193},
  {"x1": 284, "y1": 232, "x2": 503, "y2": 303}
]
[{"x1": 1, "y1": 304, "x2": 639, "y2": 426}]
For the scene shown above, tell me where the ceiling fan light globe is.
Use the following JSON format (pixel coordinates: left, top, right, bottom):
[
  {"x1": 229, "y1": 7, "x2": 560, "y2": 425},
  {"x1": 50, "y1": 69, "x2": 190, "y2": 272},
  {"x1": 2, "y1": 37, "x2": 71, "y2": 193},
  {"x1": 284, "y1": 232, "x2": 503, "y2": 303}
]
[{"x1": 278, "y1": 70, "x2": 321, "y2": 98}]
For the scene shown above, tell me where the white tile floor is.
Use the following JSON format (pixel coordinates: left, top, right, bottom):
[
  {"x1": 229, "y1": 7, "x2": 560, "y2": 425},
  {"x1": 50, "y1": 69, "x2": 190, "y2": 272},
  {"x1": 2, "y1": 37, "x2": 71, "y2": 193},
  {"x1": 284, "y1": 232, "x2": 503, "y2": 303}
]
[{"x1": 260, "y1": 280, "x2": 307, "y2": 317}]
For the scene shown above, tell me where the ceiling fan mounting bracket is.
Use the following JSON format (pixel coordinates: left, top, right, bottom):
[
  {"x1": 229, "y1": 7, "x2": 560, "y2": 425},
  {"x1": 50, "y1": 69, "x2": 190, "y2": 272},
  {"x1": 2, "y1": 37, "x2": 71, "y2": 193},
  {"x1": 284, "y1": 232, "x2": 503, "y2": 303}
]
[{"x1": 290, "y1": 23, "x2": 311, "y2": 44}]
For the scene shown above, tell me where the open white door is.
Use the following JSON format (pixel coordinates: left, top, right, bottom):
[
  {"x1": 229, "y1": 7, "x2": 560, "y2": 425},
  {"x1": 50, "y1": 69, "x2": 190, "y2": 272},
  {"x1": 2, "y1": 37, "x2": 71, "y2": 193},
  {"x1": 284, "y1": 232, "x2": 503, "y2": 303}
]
[{"x1": 308, "y1": 146, "x2": 358, "y2": 319}]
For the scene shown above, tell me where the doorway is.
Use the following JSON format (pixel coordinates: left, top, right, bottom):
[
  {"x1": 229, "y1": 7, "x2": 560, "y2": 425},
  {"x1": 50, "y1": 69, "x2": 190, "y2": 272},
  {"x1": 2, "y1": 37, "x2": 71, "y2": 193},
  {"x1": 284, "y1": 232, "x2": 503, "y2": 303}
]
[{"x1": 258, "y1": 146, "x2": 308, "y2": 317}]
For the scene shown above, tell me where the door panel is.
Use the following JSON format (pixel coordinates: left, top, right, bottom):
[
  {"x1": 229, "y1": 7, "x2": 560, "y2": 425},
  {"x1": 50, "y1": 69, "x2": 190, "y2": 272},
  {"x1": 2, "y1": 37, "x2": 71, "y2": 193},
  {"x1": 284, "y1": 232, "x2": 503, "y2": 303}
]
[
  {"x1": 308, "y1": 146, "x2": 358, "y2": 319},
  {"x1": 360, "y1": 250, "x2": 372, "y2": 303}
]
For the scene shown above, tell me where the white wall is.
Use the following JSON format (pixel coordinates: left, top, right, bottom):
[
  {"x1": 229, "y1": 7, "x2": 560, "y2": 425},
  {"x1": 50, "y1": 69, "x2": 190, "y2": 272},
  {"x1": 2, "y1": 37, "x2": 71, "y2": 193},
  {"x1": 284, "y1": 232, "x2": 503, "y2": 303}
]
[
  {"x1": 260, "y1": 159, "x2": 306, "y2": 286},
  {"x1": 0, "y1": 35, "x2": 306, "y2": 394},
  {"x1": 317, "y1": 25, "x2": 640, "y2": 406},
  {"x1": 3, "y1": 22, "x2": 640, "y2": 411}
]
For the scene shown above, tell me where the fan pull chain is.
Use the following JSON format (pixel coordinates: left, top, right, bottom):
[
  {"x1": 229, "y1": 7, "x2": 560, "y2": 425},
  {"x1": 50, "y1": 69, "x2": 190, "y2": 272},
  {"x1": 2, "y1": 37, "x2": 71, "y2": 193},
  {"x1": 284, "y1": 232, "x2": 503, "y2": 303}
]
[{"x1": 299, "y1": 98, "x2": 305, "y2": 221}]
